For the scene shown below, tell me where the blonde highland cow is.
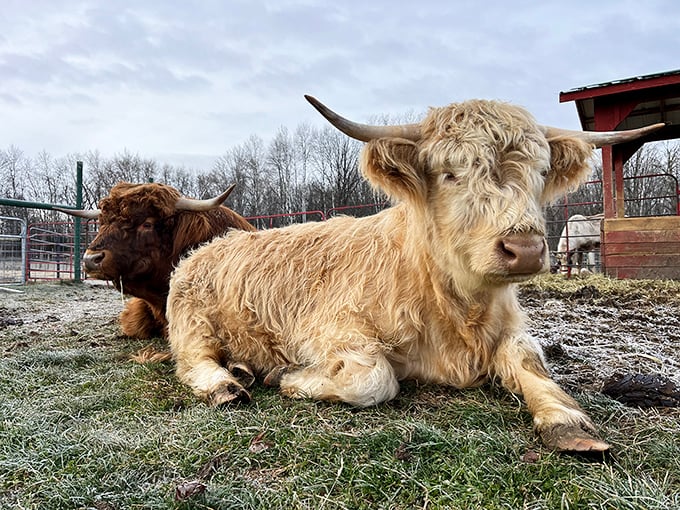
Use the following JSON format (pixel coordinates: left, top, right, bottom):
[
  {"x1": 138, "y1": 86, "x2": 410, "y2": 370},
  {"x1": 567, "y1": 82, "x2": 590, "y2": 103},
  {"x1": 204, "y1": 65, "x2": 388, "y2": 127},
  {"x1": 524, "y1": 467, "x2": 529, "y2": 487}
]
[{"x1": 167, "y1": 95, "x2": 662, "y2": 452}]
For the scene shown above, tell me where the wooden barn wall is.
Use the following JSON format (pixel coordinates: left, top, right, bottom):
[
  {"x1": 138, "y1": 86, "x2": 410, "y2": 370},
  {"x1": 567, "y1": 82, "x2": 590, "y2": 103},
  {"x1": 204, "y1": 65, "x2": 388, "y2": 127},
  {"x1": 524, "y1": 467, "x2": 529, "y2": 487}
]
[{"x1": 602, "y1": 216, "x2": 680, "y2": 280}]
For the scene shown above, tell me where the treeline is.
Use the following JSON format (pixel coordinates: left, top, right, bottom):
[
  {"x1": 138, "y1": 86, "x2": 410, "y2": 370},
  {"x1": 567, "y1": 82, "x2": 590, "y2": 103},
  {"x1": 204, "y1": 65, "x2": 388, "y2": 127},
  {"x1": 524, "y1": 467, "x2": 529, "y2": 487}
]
[
  {"x1": 0, "y1": 123, "x2": 386, "y2": 226},
  {"x1": 1, "y1": 122, "x2": 679, "y2": 233}
]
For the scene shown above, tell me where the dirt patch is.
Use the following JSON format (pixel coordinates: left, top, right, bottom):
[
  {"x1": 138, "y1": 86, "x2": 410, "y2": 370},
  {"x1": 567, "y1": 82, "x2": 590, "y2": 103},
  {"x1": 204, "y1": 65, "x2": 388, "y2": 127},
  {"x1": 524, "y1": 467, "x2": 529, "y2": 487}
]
[
  {"x1": 0, "y1": 281, "x2": 124, "y2": 356},
  {"x1": 519, "y1": 278, "x2": 680, "y2": 394}
]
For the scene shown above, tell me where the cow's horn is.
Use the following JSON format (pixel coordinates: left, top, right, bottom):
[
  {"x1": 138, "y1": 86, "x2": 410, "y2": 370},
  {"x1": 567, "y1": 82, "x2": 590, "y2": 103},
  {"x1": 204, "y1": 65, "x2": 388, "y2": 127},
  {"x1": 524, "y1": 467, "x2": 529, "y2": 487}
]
[
  {"x1": 175, "y1": 183, "x2": 236, "y2": 211},
  {"x1": 54, "y1": 207, "x2": 101, "y2": 219},
  {"x1": 305, "y1": 95, "x2": 421, "y2": 142},
  {"x1": 542, "y1": 123, "x2": 665, "y2": 148}
]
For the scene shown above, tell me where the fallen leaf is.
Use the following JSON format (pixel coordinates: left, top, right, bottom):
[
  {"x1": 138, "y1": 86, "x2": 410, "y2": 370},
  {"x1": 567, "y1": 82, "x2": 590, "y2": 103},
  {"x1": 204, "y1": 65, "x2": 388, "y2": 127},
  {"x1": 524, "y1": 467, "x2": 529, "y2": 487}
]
[
  {"x1": 175, "y1": 480, "x2": 206, "y2": 501},
  {"x1": 521, "y1": 450, "x2": 540, "y2": 463},
  {"x1": 196, "y1": 452, "x2": 230, "y2": 480},
  {"x1": 249, "y1": 431, "x2": 273, "y2": 453}
]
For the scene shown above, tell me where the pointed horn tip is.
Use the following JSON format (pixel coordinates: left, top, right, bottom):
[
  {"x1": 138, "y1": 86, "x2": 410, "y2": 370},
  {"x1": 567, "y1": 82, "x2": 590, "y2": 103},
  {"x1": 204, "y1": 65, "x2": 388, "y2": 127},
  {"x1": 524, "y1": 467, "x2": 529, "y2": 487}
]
[
  {"x1": 643, "y1": 122, "x2": 666, "y2": 133},
  {"x1": 304, "y1": 94, "x2": 335, "y2": 120},
  {"x1": 175, "y1": 185, "x2": 236, "y2": 212},
  {"x1": 304, "y1": 94, "x2": 319, "y2": 106},
  {"x1": 53, "y1": 206, "x2": 100, "y2": 219},
  {"x1": 215, "y1": 183, "x2": 236, "y2": 203}
]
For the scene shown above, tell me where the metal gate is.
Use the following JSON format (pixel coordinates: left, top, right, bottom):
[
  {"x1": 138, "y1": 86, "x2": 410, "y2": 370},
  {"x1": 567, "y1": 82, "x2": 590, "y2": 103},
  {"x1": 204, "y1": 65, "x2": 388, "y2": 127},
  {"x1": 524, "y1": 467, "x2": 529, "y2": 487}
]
[
  {"x1": 26, "y1": 220, "x2": 98, "y2": 282},
  {"x1": 0, "y1": 216, "x2": 27, "y2": 287}
]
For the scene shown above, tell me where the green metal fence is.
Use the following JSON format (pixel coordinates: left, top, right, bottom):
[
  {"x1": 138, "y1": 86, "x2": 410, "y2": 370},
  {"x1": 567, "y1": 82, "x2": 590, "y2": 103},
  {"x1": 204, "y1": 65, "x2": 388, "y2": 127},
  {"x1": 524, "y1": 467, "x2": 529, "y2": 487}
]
[{"x1": 0, "y1": 161, "x2": 84, "y2": 284}]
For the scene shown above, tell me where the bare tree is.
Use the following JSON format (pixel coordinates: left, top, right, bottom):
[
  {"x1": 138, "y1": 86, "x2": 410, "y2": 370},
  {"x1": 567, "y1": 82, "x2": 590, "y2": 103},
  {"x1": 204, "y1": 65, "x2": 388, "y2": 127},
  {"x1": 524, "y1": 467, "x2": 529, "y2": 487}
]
[
  {"x1": 240, "y1": 135, "x2": 271, "y2": 216},
  {"x1": 310, "y1": 126, "x2": 364, "y2": 211},
  {"x1": 623, "y1": 142, "x2": 680, "y2": 217},
  {"x1": 81, "y1": 150, "x2": 107, "y2": 208},
  {"x1": 292, "y1": 123, "x2": 318, "y2": 213},
  {"x1": 0, "y1": 145, "x2": 29, "y2": 200},
  {"x1": 0, "y1": 145, "x2": 33, "y2": 222},
  {"x1": 157, "y1": 164, "x2": 197, "y2": 197},
  {"x1": 659, "y1": 140, "x2": 680, "y2": 179},
  {"x1": 267, "y1": 127, "x2": 295, "y2": 214},
  {"x1": 203, "y1": 135, "x2": 271, "y2": 217},
  {"x1": 651, "y1": 141, "x2": 680, "y2": 215},
  {"x1": 83, "y1": 150, "x2": 157, "y2": 194}
]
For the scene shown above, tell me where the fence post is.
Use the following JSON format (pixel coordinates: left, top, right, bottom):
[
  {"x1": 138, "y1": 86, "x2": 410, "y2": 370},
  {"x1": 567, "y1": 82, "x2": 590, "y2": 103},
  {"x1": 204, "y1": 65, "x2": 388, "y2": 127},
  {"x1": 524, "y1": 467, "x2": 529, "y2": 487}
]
[
  {"x1": 73, "y1": 161, "x2": 83, "y2": 282},
  {"x1": 20, "y1": 218, "x2": 27, "y2": 283}
]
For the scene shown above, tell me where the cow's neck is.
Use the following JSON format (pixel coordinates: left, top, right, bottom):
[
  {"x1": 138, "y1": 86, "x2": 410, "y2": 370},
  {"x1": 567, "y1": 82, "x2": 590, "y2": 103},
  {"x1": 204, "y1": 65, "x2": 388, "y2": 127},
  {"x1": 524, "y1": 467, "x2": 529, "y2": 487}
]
[{"x1": 118, "y1": 278, "x2": 169, "y2": 313}]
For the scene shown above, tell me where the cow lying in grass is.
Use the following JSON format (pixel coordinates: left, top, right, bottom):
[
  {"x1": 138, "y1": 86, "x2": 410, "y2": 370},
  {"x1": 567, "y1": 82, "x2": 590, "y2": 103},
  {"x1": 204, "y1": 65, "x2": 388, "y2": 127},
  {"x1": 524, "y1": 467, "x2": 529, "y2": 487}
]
[
  {"x1": 167, "y1": 95, "x2": 662, "y2": 452},
  {"x1": 59, "y1": 182, "x2": 254, "y2": 346}
]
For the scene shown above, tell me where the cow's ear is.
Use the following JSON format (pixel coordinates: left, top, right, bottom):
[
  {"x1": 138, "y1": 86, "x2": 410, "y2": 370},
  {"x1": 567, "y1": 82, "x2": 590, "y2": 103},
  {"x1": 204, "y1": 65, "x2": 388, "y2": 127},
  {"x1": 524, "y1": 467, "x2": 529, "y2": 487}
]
[
  {"x1": 361, "y1": 138, "x2": 426, "y2": 203},
  {"x1": 542, "y1": 137, "x2": 594, "y2": 203}
]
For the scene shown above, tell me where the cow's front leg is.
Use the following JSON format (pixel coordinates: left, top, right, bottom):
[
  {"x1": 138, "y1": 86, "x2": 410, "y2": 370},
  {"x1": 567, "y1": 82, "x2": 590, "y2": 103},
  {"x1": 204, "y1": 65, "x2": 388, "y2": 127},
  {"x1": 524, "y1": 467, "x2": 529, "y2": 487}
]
[
  {"x1": 173, "y1": 354, "x2": 253, "y2": 406},
  {"x1": 169, "y1": 320, "x2": 252, "y2": 406},
  {"x1": 492, "y1": 334, "x2": 610, "y2": 453}
]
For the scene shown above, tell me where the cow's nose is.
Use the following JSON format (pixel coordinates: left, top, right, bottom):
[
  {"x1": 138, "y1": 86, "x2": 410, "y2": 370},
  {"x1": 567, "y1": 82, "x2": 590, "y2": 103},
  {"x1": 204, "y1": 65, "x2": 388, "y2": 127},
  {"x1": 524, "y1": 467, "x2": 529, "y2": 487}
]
[
  {"x1": 83, "y1": 251, "x2": 105, "y2": 272},
  {"x1": 497, "y1": 234, "x2": 546, "y2": 275}
]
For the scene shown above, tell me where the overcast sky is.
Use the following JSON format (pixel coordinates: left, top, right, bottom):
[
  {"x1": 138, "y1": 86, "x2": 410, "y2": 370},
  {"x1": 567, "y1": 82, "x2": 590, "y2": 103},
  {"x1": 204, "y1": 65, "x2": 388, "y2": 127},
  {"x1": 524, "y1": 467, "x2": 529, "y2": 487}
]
[{"x1": 1, "y1": 0, "x2": 678, "y2": 171}]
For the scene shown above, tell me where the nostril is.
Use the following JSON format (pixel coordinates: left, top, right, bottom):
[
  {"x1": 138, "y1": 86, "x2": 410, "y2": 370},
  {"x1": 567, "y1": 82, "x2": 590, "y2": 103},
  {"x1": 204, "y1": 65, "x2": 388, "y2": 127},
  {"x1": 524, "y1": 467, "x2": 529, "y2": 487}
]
[
  {"x1": 497, "y1": 234, "x2": 546, "y2": 275},
  {"x1": 498, "y1": 239, "x2": 518, "y2": 261},
  {"x1": 83, "y1": 251, "x2": 105, "y2": 270}
]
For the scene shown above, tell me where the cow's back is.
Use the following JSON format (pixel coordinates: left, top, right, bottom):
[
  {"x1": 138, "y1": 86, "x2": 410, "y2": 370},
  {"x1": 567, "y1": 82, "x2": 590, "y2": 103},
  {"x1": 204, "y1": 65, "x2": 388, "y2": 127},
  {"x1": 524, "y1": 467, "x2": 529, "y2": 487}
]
[{"x1": 168, "y1": 206, "x2": 423, "y2": 364}]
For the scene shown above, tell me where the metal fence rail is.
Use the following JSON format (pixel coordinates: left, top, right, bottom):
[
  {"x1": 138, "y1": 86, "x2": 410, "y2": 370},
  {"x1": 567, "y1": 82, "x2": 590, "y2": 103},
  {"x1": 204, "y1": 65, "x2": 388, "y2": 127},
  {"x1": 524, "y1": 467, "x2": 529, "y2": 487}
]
[
  {"x1": 0, "y1": 216, "x2": 27, "y2": 286},
  {"x1": 27, "y1": 221, "x2": 98, "y2": 282},
  {"x1": 246, "y1": 210, "x2": 326, "y2": 230}
]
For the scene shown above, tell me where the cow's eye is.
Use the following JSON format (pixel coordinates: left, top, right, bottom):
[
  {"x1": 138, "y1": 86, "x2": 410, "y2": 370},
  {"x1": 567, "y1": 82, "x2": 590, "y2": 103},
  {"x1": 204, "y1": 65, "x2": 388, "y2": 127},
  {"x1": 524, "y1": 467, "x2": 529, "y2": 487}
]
[
  {"x1": 141, "y1": 221, "x2": 154, "y2": 230},
  {"x1": 442, "y1": 172, "x2": 457, "y2": 183}
]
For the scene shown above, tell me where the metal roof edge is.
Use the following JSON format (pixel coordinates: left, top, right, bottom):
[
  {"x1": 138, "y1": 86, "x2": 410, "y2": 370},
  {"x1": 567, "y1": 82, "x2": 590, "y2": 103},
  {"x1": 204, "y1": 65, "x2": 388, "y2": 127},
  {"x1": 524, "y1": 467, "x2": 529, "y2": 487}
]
[{"x1": 560, "y1": 69, "x2": 680, "y2": 102}]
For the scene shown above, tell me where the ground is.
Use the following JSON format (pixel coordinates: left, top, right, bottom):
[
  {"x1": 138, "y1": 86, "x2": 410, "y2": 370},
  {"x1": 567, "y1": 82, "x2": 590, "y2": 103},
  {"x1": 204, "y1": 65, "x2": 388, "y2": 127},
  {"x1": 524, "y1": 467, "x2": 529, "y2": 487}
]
[
  {"x1": 519, "y1": 277, "x2": 680, "y2": 394},
  {"x1": 0, "y1": 275, "x2": 679, "y2": 509}
]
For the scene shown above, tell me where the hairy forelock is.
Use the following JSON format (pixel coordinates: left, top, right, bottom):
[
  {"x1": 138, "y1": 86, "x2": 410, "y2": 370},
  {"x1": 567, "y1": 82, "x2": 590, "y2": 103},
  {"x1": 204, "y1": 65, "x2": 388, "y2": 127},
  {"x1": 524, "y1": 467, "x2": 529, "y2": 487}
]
[{"x1": 99, "y1": 182, "x2": 182, "y2": 221}]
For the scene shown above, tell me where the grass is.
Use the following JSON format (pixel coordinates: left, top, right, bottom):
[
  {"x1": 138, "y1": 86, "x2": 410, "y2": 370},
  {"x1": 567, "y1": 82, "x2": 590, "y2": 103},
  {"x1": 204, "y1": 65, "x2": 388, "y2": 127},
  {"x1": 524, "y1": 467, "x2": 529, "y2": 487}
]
[
  {"x1": 522, "y1": 272, "x2": 680, "y2": 305},
  {"x1": 0, "y1": 279, "x2": 679, "y2": 509}
]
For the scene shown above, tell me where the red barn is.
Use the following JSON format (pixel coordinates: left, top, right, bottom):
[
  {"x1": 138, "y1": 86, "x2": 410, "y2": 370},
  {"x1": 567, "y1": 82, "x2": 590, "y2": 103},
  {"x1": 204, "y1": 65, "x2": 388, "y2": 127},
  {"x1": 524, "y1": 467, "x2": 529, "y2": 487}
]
[{"x1": 560, "y1": 69, "x2": 680, "y2": 279}]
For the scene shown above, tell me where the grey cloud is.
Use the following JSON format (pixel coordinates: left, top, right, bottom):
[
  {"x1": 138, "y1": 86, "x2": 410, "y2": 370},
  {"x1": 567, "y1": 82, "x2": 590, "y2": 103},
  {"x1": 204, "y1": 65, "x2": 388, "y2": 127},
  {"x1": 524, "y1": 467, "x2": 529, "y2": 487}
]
[{"x1": 0, "y1": 0, "x2": 678, "y2": 164}]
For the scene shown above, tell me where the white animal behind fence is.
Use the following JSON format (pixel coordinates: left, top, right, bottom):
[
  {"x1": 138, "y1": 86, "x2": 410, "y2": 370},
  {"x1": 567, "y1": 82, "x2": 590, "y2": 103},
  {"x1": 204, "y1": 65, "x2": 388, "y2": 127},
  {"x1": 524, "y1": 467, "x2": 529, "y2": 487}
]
[{"x1": 556, "y1": 213, "x2": 604, "y2": 275}]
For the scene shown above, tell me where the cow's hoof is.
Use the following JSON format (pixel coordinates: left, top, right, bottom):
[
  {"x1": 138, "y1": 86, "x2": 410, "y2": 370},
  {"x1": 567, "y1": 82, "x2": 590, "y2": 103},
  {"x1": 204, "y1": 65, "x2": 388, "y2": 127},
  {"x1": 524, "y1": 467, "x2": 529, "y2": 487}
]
[
  {"x1": 539, "y1": 424, "x2": 610, "y2": 453},
  {"x1": 209, "y1": 383, "x2": 251, "y2": 407},
  {"x1": 228, "y1": 361, "x2": 256, "y2": 389},
  {"x1": 263, "y1": 365, "x2": 290, "y2": 387}
]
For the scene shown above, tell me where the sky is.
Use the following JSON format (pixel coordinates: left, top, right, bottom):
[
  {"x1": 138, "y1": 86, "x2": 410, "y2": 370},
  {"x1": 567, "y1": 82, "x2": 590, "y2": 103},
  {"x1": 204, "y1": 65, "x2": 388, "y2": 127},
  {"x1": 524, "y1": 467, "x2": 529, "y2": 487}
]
[{"x1": 1, "y1": 0, "x2": 678, "y2": 171}]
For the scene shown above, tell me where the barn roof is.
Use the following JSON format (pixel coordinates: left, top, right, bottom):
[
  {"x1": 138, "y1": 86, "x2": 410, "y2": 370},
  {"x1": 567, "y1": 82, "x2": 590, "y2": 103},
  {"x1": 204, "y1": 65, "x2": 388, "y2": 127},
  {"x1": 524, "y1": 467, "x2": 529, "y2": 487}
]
[{"x1": 559, "y1": 69, "x2": 680, "y2": 141}]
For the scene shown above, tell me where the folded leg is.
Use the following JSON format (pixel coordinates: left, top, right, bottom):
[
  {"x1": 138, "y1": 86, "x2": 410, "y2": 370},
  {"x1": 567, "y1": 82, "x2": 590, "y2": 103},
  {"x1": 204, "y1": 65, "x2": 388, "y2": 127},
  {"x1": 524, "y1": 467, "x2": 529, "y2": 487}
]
[{"x1": 279, "y1": 348, "x2": 399, "y2": 407}]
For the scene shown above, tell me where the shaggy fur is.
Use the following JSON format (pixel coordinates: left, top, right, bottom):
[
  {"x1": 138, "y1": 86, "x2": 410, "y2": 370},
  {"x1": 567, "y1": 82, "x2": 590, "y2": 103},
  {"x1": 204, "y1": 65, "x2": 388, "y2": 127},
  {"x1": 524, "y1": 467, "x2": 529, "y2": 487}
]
[
  {"x1": 85, "y1": 182, "x2": 254, "y2": 341},
  {"x1": 167, "y1": 100, "x2": 609, "y2": 452}
]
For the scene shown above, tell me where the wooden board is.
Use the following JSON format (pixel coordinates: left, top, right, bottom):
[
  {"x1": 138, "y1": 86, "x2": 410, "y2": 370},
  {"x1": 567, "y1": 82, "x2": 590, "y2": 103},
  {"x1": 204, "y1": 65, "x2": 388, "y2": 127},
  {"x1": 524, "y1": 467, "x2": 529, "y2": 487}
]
[{"x1": 602, "y1": 216, "x2": 680, "y2": 280}]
